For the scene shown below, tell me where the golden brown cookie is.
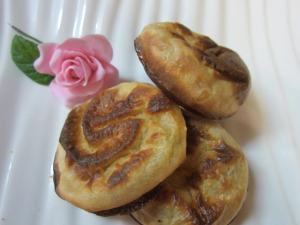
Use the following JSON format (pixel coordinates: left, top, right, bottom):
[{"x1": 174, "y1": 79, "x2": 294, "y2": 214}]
[
  {"x1": 131, "y1": 116, "x2": 248, "y2": 225},
  {"x1": 53, "y1": 82, "x2": 186, "y2": 214},
  {"x1": 135, "y1": 22, "x2": 250, "y2": 119}
]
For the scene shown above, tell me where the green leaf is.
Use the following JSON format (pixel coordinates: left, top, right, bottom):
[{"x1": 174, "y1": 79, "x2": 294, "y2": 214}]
[{"x1": 11, "y1": 35, "x2": 54, "y2": 85}]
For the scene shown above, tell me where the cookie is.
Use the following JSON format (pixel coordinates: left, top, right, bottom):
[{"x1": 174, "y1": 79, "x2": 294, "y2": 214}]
[
  {"x1": 135, "y1": 22, "x2": 250, "y2": 119},
  {"x1": 131, "y1": 116, "x2": 248, "y2": 225},
  {"x1": 53, "y1": 82, "x2": 186, "y2": 214}
]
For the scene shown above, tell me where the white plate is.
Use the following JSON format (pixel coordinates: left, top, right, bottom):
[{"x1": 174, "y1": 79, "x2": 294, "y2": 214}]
[{"x1": 1, "y1": 0, "x2": 300, "y2": 224}]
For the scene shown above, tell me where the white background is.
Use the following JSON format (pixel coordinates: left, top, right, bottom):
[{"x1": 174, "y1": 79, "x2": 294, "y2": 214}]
[{"x1": 0, "y1": 0, "x2": 300, "y2": 224}]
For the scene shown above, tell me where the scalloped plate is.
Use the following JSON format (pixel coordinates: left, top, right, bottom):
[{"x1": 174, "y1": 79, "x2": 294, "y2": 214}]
[{"x1": 0, "y1": 0, "x2": 300, "y2": 225}]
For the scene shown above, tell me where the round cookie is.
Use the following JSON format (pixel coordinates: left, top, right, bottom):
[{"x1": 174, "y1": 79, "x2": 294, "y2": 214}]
[
  {"x1": 131, "y1": 116, "x2": 248, "y2": 225},
  {"x1": 53, "y1": 82, "x2": 186, "y2": 214},
  {"x1": 135, "y1": 22, "x2": 250, "y2": 119}
]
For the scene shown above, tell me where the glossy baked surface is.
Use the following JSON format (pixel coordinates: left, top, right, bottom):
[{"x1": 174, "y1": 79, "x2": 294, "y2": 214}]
[
  {"x1": 54, "y1": 82, "x2": 186, "y2": 212},
  {"x1": 132, "y1": 117, "x2": 248, "y2": 225},
  {"x1": 135, "y1": 22, "x2": 250, "y2": 119}
]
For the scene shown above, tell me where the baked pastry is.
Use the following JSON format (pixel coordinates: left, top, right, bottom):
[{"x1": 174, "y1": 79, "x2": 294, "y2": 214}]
[
  {"x1": 53, "y1": 82, "x2": 187, "y2": 215},
  {"x1": 131, "y1": 115, "x2": 249, "y2": 225},
  {"x1": 135, "y1": 22, "x2": 250, "y2": 119}
]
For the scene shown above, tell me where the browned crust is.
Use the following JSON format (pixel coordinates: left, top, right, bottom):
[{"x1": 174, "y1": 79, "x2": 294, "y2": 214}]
[
  {"x1": 186, "y1": 119, "x2": 239, "y2": 180},
  {"x1": 95, "y1": 185, "x2": 161, "y2": 216},
  {"x1": 58, "y1": 84, "x2": 178, "y2": 186},
  {"x1": 54, "y1": 82, "x2": 187, "y2": 213},
  {"x1": 181, "y1": 190, "x2": 221, "y2": 224},
  {"x1": 141, "y1": 188, "x2": 223, "y2": 225},
  {"x1": 59, "y1": 88, "x2": 145, "y2": 167},
  {"x1": 134, "y1": 22, "x2": 251, "y2": 119},
  {"x1": 132, "y1": 116, "x2": 248, "y2": 225},
  {"x1": 135, "y1": 39, "x2": 225, "y2": 120},
  {"x1": 69, "y1": 119, "x2": 141, "y2": 166},
  {"x1": 107, "y1": 149, "x2": 153, "y2": 188},
  {"x1": 146, "y1": 71, "x2": 220, "y2": 119},
  {"x1": 186, "y1": 118, "x2": 209, "y2": 154},
  {"x1": 135, "y1": 22, "x2": 250, "y2": 85},
  {"x1": 59, "y1": 84, "x2": 173, "y2": 170},
  {"x1": 169, "y1": 23, "x2": 217, "y2": 50},
  {"x1": 193, "y1": 194, "x2": 222, "y2": 225},
  {"x1": 168, "y1": 26, "x2": 234, "y2": 84},
  {"x1": 53, "y1": 158, "x2": 60, "y2": 190},
  {"x1": 202, "y1": 46, "x2": 250, "y2": 83},
  {"x1": 147, "y1": 93, "x2": 172, "y2": 113}
]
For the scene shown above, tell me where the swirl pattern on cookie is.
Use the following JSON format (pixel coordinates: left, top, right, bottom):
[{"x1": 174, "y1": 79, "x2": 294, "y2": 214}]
[{"x1": 53, "y1": 82, "x2": 186, "y2": 213}]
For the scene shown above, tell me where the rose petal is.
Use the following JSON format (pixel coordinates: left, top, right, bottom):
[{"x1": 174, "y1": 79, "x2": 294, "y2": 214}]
[
  {"x1": 57, "y1": 38, "x2": 91, "y2": 54},
  {"x1": 82, "y1": 35, "x2": 113, "y2": 62},
  {"x1": 49, "y1": 50, "x2": 96, "y2": 74},
  {"x1": 76, "y1": 56, "x2": 93, "y2": 86},
  {"x1": 53, "y1": 37, "x2": 98, "y2": 66},
  {"x1": 49, "y1": 48, "x2": 64, "y2": 74},
  {"x1": 34, "y1": 43, "x2": 57, "y2": 75},
  {"x1": 61, "y1": 67, "x2": 82, "y2": 86},
  {"x1": 55, "y1": 59, "x2": 81, "y2": 86},
  {"x1": 57, "y1": 36, "x2": 113, "y2": 63},
  {"x1": 88, "y1": 56, "x2": 106, "y2": 82}
]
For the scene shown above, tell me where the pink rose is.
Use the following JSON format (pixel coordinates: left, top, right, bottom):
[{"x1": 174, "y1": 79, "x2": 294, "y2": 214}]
[{"x1": 34, "y1": 35, "x2": 119, "y2": 107}]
